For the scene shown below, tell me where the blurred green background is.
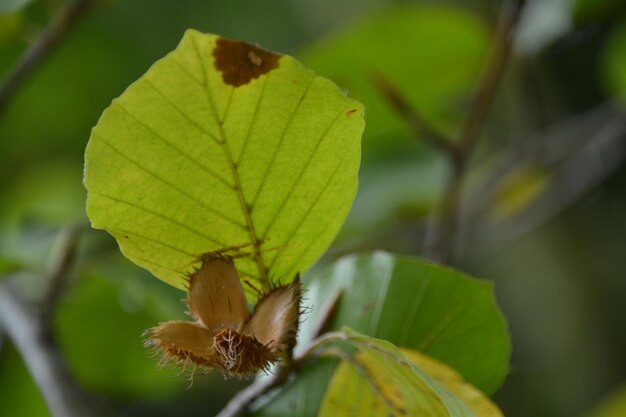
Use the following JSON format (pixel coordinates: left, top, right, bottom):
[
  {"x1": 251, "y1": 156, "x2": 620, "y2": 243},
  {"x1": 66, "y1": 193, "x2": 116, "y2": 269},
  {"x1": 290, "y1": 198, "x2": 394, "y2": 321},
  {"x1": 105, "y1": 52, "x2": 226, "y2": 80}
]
[{"x1": 1, "y1": 0, "x2": 626, "y2": 416}]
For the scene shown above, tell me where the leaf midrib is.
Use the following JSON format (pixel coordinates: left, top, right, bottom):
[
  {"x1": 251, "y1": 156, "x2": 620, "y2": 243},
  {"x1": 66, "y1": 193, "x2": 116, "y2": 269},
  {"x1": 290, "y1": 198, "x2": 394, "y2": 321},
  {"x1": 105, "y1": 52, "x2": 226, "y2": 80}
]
[{"x1": 191, "y1": 36, "x2": 269, "y2": 289}]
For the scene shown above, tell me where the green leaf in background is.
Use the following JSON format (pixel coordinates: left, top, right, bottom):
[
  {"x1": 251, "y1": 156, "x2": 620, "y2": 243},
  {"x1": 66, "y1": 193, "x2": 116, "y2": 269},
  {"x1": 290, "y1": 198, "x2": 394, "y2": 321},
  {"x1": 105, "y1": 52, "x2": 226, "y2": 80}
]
[
  {"x1": 84, "y1": 30, "x2": 364, "y2": 298},
  {"x1": 588, "y1": 384, "x2": 626, "y2": 417},
  {"x1": 301, "y1": 252, "x2": 510, "y2": 395},
  {"x1": 0, "y1": 342, "x2": 49, "y2": 417},
  {"x1": 319, "y1": 329, "x2": 482, "y2": 417},
  {"x1": 252, "y1": 253, "x2": 510, "y2": 417},
  {"x1": 299, "y1": 5, "x2": 489, "y2": 159},
  {"x1": 487, "y1": 165, "x2": 551, "y2": 222},
  {"x1": 55, "y1": 273, "x2": 188, "y2": 397},
  {"x1": 0, "y1": 12, "x2": 21, "y2": 42},
  {"x1": 602, "y1": 21, "x2": 626, "y2": 103}
]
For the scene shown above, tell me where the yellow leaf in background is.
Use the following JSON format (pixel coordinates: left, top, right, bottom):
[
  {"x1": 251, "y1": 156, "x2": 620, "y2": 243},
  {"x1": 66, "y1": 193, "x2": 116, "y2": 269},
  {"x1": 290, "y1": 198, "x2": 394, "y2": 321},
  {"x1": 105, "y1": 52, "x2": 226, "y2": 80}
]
[
  {"x1": 488, "y1": 165, "x2": 550, "y2": 222},
  {"x1": 319, "y1": 329, "x2": 500, "y2": 417},
  {"x1": 402, "y1": 349, "x2": 503, "y2": 417}
]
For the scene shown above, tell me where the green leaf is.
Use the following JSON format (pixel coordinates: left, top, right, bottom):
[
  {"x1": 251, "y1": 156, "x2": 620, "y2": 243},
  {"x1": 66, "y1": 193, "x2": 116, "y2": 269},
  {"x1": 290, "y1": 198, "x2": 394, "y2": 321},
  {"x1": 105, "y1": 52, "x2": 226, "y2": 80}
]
[
  {"x1": 252, "y1": 253, "x2": 510, "y2": 417},
  {"x1": 0, "y1": 13, "x2": 22, "y2": 42},
  {"x1": 84, "y1": 30, "x2": 364, "y2": 297},
  {"x1": 588, "y1": 384, "x2": 626, "y2": 417},
  {"x1": 299, "y1": 5, "x2": 489, "y2": 158},
  {"x1": 55, "y1": 272, "x2": 188, "y2": 396},
  {"x1": 400, "y1": 349, "x2": 502, "y2": 417},
  {"x1": 602, "y1": 21, "x2": 626, "y2": 104},
  {"x1": 250, "y1": 358, "x2": 339, "y2": 417},
  {"x1": 300, "y1": 252, "x2": 510, "y2": 395},
  {"x1": 487, "y1": 165, "x2": 551, "y2": 222},
  {"x1": 319, "y1": 329, "x2": 478, "y2": 417},
  {"x1": 0, "y1": 342, "x2": 50, "y2": 417}
]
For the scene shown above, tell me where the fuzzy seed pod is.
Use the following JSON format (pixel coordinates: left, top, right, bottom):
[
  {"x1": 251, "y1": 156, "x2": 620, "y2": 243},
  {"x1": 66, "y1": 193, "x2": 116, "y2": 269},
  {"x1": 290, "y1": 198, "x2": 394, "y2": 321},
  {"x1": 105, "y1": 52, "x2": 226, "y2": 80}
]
[{"x1": 144, "y1": 254, "x2": 301, "y2": 377}]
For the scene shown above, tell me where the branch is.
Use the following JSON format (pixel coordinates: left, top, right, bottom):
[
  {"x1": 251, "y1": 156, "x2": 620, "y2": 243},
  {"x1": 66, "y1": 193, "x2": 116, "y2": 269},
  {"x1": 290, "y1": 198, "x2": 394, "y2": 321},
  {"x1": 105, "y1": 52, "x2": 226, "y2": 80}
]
[
  {"x1": 214, "y1": 371, "x2": 288, "y2": 417},
  {"x1": 0, "y1": 0, "x2": 97, "y2": 117},
  {"x1": 425, "y1": 0, "x2": 527, "y2": 263},
  {"x1": 40, "y1": 226, "x2": 82, "y2": 319},
  {"x1": 457, "y1": 0, "x2": 527, "y2": 154},
  {"x1": 215, "y1": 331, "x2": 345, "y2": 417},
  {"x1": 0, "y1": 280, "x2": 98, "y2": 417},
  {"x1": 370, "y1": 73, "x2": 458, "y2": 158}
]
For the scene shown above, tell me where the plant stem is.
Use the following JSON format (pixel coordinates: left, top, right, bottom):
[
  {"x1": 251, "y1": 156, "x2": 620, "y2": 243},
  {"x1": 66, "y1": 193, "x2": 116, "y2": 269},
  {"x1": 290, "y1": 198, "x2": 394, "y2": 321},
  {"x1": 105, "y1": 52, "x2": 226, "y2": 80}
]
[
  {"x1": 0, "y1": 280, "x2": 97, "y2": 417},
  {"x1": 40, "y1": 226, "x2": 82, "y2": 319},
  {"x1": 428, "y1": 0, "x2": 527, "y2": 263},
  {"x1": 215, "y1": 331, "x2": 344, "y2": 417}
]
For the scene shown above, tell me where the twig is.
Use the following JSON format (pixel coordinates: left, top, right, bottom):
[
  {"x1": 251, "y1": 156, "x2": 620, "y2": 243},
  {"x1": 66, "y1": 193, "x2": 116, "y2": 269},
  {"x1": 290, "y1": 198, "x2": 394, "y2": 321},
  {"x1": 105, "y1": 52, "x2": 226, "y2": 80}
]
[
  {"x1": 215, "y1": 331, "x2": 344, "y2": 417},
  {"x1": 0, "y1": 0, "x2": 97, "y2": 116},
  {"x1": 426, "y1": 0, "x2": 527, "y2": 263},
  {"x1": 370, "y1": 73, "x2": 459, "y2": 158},
  {"x1": 457, "y1": 0, "x2": 526, "y2": 155},
  {"x1": 40, "y1": 226, "x2": 82, "y2": 319},
  {"x1": 0, "y1": 279, "x2": 97, "y2": 417},
  {"x1": 214, "y1": 370, "x2": 288, "y2": 417}
]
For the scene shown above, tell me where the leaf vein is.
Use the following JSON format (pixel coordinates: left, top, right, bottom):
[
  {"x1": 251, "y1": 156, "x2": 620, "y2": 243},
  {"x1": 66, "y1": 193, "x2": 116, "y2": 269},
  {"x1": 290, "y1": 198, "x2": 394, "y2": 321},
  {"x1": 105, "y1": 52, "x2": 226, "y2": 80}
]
[
  {"x1": 251, "y1": 74, "x2": 317, "y2": 207},
  {"x1": 140, "y1": 77, "x2": 223, "y2": 146},
  {"x1": 261, "y1": 104, "x2": 349, "y2": 243},
  {"x1": 94, "y1": 133, "x2": 246, "y2": 229},
  {"x1": 416, "y1": 296, "x2": 476, "y2": 352},
  {"x1": 399, "y1": 273, "x2": 433, "y2": 346},
  {"x1": 268, "y1": 131, "x2": 351, "y2": 273},
  {"x1": 190, "y1": 35, "x2": 269, "y2": 286},
  {"x1": 111, "y1": 227, "x2": 198, "y2": 258},
  {"x1": 112, "y1": 100, "x2": 233, "y2": 189},
  {"x1": 92, "y1": 191, "x2": 229, "y2": 247},
  {"x1": 236, "y1": 74, "x2": 269, "y2": 166}
]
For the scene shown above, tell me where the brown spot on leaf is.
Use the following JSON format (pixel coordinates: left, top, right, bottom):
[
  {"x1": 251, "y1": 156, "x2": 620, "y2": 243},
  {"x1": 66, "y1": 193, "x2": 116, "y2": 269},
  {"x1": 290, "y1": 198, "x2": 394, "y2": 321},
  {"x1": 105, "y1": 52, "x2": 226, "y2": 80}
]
[
  {"x1": 347, "y1": 108, "x2": 357, "y2": 117},
  {"x1": 213, "y1": 37, "x2": 280, "y2": 87}
]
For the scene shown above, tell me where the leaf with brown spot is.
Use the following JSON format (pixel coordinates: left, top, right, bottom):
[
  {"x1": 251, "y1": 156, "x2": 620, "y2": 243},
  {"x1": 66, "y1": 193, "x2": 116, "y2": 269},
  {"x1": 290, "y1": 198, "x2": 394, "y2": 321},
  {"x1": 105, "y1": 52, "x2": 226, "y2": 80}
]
[
  {"x1": 213, "y1": 37, "x2": 280, "y2": 87},
  {"x1": 84, "y1": 30, "x2": 364, "y2": 300}
]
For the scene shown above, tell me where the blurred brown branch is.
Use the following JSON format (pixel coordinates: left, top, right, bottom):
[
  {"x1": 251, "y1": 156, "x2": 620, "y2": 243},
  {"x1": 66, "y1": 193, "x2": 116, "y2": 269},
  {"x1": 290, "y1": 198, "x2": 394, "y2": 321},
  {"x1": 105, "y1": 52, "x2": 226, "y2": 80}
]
[
  {"x1": 215, "y1": 370, "x2": 289, "y2": 417},
  {"x1": 370, "y1": 73, "x2": 458, "y2": 158},
  {"x1": 0, "y1": 228, "x2": 99, "y2": 417},
  {"x1": 430, "y1": 0, "x2": 527, "y2": 263},
  {"x1": 373, "y1": 0, "x2": 527, "y2": 264},
  {"x1": 40, "y1": 226, "x2": 82, "y2": 319},
  {"x1": 0, "y1": 0, "x2": 97, "y2": 117}
]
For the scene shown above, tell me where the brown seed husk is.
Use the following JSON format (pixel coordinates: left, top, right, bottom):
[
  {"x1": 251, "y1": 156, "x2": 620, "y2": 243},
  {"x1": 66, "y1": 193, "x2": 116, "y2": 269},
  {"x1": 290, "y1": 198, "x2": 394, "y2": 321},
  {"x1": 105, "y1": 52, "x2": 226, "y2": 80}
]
[
  {"x1": 213, "y1": 328, "x2": 275, "y2": 374},
  {"x1": 145, "y1": 255, "x2": 301, "y2": 377},
  {"x1": 244, "y1": 275, "x2": 301, "y2": 351},
  {"x1": 145, "y1": 321, "x2": 218, "y2": 367},
  {"x1": 187, "y1": 254, "x2": 250, "y2": 333}
]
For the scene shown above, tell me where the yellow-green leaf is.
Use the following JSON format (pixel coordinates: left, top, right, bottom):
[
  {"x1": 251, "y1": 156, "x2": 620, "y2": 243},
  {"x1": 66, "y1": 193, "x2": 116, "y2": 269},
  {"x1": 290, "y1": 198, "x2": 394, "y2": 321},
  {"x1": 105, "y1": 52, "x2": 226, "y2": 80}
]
[
  {"x1": 588, "y1": 384, "x2": 626, "y2": 417},
  {"x1": 488, "y1": 165, "x2": 550, "y2": 222},
  {"x1": 84, "y1": 30, "x2": 364, "y2": 298},
  {"x1": 402, "y1": 350, "x2": 503, "y2": 417},
  {"x1": 318, "y1": 329, "x2": 480, "y2": 417}
]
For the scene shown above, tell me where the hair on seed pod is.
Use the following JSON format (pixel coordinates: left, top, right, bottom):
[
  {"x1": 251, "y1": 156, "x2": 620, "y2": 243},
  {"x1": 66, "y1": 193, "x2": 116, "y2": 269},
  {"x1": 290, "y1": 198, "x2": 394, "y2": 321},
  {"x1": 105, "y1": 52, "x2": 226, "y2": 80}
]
[{"x1": 144, "y1": 253, "x2": 302, "y2": 378}]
